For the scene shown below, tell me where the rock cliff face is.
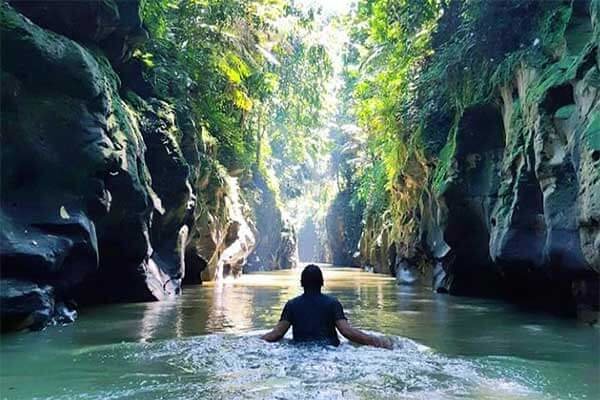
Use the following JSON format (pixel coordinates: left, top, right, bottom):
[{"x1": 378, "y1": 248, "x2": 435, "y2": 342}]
[
  {"x1": 0, "y1": 1, "x2": 297, "y2": 331},
  {"x1": 244, "y1": 171, "x2": 298, "y2": 272},
  {"x1": 326, "y1": 190, "x2": 363, "y2": 266},
  {"x1": 344, "y1": 1, "x2": 600, "y2": 318}
]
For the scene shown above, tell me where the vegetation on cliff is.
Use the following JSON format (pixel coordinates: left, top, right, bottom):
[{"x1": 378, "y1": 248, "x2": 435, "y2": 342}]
[
  {"x1": 140, "y1": 0, "x2": 333, "y2": 196},
  {"x1": 0, "y1": 0, "x2": 334, "y2": 331},
  {"x1": 343, "y1": 0, "x2": 575, "y2": 243},
  {"x1": 334, "y1": 0, "x2": 599, "y2": 316}
]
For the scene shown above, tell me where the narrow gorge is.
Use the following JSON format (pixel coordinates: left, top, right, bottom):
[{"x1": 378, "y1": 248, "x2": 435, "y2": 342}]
[
  {"x1": 1, "y1": 0, "x2": 598, "y2": 328},
  {"x1": 1, "y1": 1, "x2": 599, "y2": 399}
]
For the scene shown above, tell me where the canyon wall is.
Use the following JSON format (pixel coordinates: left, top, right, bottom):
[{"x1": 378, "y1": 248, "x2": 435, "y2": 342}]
[
  {"x1": 0, "y1": 1, "x2": 296, "y2": 331},
  {"x1": 333, "y1": 0, "x2": 599, "y2": 319}
]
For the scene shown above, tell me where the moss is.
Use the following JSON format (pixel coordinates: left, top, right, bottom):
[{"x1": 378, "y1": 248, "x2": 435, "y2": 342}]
[
  {"x1": 584, "y1": 109, "x2": 600, "y2": 149},
  {"x1": 259, "y1": 168, "x2": 283, "y2": 209},
  {"x1": 83, "y1": 48, "x2": 159, "y2": 212},
  {"x1": 414, "y1": 1, "x2": 579, "y2": 209},
  {"x1": 425, "y1": 0, "x2": 600, "y2": 200},
  {"x1": 124, "y1": 90, "x2": 150, "y2": 112},
  {"x1": 527, "y1": 56, "x2": 578, "y2": 105},
  {"x1": 198, "y1": 155, "x2": 227, "y2": 210},
  {"x1": 539, "y1": 4, "x2": 572, "y2": 56},
  {"x1": 432, "y1": 127, "x2": 457, "y2": 195}
]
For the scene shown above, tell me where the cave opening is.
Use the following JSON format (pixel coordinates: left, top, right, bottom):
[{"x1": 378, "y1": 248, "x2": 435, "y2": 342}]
[
  {"x1": 455, "y1": 104, "x2": 505, "y2": 155},
  {"x1": 541, "y1": 84, "x2": 575, "y2": 115},
  {"x1": 182, "y1": 247, "x2": 208, "y2": 285},
  {"x1": 443, "y1": 104, "x2": 505, "y2": 295}
]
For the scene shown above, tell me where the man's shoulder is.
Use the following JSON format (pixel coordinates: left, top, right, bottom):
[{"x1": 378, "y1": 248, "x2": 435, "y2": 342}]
[
  {"x1": 320, "y1": 293, "x2": 341, "y2": 305},
  {"x1": 287, "y1": 294, "x2": 304, "y2": 306},
  {"x1": 287, "y1": 293, "x2": 340, "y2": 305}
]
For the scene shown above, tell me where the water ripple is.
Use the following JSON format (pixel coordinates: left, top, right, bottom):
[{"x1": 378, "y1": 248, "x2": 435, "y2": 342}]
[{"x1": 45, "y1": 333, "x2": 551, "y2": 400}]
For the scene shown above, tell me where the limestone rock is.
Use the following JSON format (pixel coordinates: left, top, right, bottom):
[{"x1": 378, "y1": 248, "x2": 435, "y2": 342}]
[
  {"x1": 244, "y1": 171, "x2": 298, "y2": 272},
  {"x1": 8, "y1": 0, "x2": 147, "y2": 63},
  {"x1": 0, "y1": 1, "x2": 306, "y2": 332},
  {"x1": 355, "y1": 4, "x2": 599, "y2": 316},
  {"x1": 326, "y1": 189, "x2": 363, "y2": 266},
  {"x1": 0, "y1": 279, "x2": 55, "y2": 331},
  {"x1": 1, "y1": 3, "x2": 180, "y2": 324}
]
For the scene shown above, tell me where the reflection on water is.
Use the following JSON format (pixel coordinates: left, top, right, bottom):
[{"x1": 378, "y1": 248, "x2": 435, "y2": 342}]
[
  {"x1": 139, "y1": 299, "x2": 179, "y2": 343},
  {"x1": 0, "y1": 267, "x2": 598, "y2": 400},
  {"x1": 207, "y1": 280, "x2": 255, "y2": 333}
]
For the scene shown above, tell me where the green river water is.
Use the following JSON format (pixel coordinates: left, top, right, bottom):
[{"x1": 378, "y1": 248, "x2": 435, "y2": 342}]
[{"x1": 0, "y1": 267, "x2": 598, "y2": 399}]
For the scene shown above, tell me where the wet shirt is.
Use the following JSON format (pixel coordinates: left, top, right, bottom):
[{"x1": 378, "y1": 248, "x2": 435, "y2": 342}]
[{"x1": 280, "y1": 293, "x2": 346, "y2": 346}]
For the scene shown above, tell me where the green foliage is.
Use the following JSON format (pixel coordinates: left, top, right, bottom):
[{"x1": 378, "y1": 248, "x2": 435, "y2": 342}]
[
  {"x1": 254, "y1": 12, "x2": 334, "y2": 200},
  {"x1": 268, "y1": 35, "x2": 332, "y2": 164},
  {"x1": 136, "y1": 0, "x2": 581, "y2": 245},
  {"x1": 345, "y1": 0, "x2": 440, "y2": 220},
  {"x1": 140, "y1": 0, "x2": 333, "y2": 203},
  {"x1": 354, "y1": 159, "x2": 388, "y2": 214},
  {"x1": 140, "y1": 0, "x2": 261, "y2": 169},
  {"x1": 345, "y1": 0, "x2": 575, "y2": 243}
]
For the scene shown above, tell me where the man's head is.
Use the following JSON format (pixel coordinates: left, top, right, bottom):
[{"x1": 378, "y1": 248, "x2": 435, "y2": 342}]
[{"x1": 301, "y1": 264, "x2": 324, "y2": 293}]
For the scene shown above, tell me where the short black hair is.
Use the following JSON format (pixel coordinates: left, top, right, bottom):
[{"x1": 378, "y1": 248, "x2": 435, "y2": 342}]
[{"x1": 301, "y1": 264, "x2": 324, "y2": 290}]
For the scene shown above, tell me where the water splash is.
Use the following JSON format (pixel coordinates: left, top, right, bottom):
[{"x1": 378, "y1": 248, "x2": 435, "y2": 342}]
[{"x1": 43, "y1": 334, "x2": 550, "y2": 400}]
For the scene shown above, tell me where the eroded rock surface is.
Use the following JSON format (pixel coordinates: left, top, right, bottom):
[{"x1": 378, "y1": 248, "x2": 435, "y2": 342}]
[
  {"x1": 0, "y1": 2, "x2": 296, "y2": 331},
  {"x1": 348, "y1": 2, "x2": 600, "y2": 317},
  {"x1": 326, "y1": 190, "x2": 363, "y2": 266}
]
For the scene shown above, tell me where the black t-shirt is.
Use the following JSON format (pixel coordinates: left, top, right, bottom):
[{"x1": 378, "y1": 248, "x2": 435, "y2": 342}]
[{"x1": 280, "y1": 292, "x2": 346, "y2": 346}]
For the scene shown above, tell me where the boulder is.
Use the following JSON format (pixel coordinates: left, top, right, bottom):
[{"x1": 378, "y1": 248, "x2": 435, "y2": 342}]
[
  {"x1": 0, "y1": 211, "x2": 99, "y2": 293},
  {"x1": 276, "y1": 222, "x2": 299, "y2": 269},
  {"x1": 0, "y1": 279, "x2": 55, "y2": 331}
]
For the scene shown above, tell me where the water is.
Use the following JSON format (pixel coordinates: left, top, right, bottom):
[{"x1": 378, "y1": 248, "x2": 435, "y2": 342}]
[{"x1": 1, "y1": 267, "x2": 598, "y2": 399}]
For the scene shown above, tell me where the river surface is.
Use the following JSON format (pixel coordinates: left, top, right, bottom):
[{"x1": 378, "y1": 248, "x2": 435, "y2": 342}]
[{"x1": 1, "y1": 267, "x2": 598, "y2": 399}]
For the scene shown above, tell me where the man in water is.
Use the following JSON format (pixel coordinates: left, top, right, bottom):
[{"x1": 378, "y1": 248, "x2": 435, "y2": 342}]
[{"x1": 261, "y1": 264, "x2": 393, "y2": 349}]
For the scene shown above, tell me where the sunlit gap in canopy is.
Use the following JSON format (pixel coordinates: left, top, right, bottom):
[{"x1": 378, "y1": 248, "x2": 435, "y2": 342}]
[
  {"x1": 297, "y1": 0, "x2": 356, "y2": 16},
  {"x1": 279, "y1": 1, "x2": 361, "y2": 265}
]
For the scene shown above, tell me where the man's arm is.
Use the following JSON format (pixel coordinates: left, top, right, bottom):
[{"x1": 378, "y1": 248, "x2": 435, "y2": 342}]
[
  {"x1": 260, "y1": 320, "x2": 291, "y2": 342},
  {"x1": 335, "y1": 319, "x2": 393, "y2": 349}
]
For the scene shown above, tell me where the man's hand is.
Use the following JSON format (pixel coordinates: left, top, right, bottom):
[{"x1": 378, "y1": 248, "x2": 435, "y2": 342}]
[
  {"x1": 260, "y1": 320, "x2": 291, "y2": 342},
  {"x1": 335, "y1": 319, "x2": 394, "y2": 350}
]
